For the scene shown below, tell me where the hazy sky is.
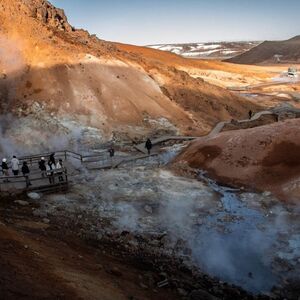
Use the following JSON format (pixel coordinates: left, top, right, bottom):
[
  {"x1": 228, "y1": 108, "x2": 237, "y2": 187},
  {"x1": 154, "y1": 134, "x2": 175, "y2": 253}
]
[{"x1": 50, "y1": 0, "x2": 300, "y2": 45}]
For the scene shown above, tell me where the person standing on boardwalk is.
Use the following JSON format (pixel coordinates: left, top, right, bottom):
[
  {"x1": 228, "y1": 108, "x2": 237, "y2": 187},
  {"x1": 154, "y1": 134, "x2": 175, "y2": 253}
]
[
  {"x1": 11, "y1": 156, "x2": 20, "y2": 176},
  {"x1": 47, "y1": 160, "x2": 56, "y2": 184},
  {"x1": 248, "y1": 110, "x2": 253, "y2": 119},
  {"x1": 1, "y1": 158, "x2": 9, "y2": 182},
  {"x1": 108, "y1": 146, "x2": 115, "y2": 164},
  {"x1": 49, "y1": 153, "x2": 56, "y2": 165},
  {"x1": 21, "y1": 161, "x2": 32, "y2": 187},
  {"x1": 145, "y1": 138, "x2": 152, "y2": 155},
  {"x1": 39, "y1": 157, "x2": 47, "y2": 178},
  {"x1": 56, "y1": 159, "x2": 64, "y2": 182}
]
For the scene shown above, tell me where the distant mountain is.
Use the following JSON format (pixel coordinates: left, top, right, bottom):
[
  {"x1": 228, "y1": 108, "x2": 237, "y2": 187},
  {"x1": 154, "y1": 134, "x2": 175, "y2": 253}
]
[
  {"x1": 226, "y1": 36, "x2": 300, "y2": 64},
  {"x1": 147, "y1": 41, "x2": 260, "y2": 59}
]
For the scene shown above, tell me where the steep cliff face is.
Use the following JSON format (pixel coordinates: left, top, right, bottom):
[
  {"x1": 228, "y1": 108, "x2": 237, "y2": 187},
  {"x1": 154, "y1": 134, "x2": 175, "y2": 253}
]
[{"x1": 0, "y1": 0, "x2": 259, "y2": 153}]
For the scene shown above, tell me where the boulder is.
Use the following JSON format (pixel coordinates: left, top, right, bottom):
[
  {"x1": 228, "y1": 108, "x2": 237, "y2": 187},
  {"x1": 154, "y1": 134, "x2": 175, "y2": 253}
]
[
  {"x1": 14, "y1": 200, "x2": 29, "y2": 206},
  {"x1": 27, "y1": 192, "x2": 41, "y2": 200}
]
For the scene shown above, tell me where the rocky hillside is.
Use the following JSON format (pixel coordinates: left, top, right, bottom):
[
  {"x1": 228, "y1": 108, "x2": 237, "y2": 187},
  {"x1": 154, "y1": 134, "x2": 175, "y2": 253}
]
[
  {"x1": 0, "y1": 0, "x2": 259, "y2": 153},
  {"x1": 226, "y1": 36, "x2": 300, "y2": 64},
  {"x1": 174, "y1": 118, "x2": 300, "y2": 202}
]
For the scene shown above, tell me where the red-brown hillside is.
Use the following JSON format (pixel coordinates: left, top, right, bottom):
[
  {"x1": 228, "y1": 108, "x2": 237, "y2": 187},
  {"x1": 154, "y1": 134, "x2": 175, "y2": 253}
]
[
  {"x1": 175, "y1": 119, "x2": 300, "y2": 202},
  {"x1": 0, "y1": 0, "x2": 260, "y2": 144}
]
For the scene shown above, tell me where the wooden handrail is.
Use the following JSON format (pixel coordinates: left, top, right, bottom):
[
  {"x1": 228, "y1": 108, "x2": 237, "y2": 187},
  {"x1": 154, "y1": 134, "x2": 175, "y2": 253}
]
[
  {"x1": 0, "y1": 169, "x2": 69, "y2": 192},
  {"x1": 0, "y1": 169, "x2": 68, "y2": 182},
  {"x1": 19, "y1": 151, "x2": 66, "y2": 160},
  {"x1": 16, "y1": 150, "x2": 108, "y2": 164}
]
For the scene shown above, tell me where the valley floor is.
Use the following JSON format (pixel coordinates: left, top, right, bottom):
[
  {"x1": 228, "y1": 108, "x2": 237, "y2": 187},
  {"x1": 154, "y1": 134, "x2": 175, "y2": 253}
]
[{"x1": 0, "y1": 142, "x2": 299, "y2": 300}]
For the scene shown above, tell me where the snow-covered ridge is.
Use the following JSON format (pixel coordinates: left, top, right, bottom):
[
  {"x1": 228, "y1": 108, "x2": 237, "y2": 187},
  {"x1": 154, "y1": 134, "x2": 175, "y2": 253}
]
[{"x1": 147, "y1": 41, "x2": 261, "y2": 59}]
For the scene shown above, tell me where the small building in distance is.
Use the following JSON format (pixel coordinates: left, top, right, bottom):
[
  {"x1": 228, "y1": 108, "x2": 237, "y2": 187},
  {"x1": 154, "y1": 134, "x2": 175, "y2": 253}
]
[{"x1": 288, "y1": 67, "x2": 298, "y2": 77}]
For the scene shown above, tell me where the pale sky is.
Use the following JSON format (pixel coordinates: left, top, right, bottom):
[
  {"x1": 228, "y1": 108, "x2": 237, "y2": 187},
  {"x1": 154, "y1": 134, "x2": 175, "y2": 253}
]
[{"x1": 50, "y1": 0, "x2": 300, "y2": 45}]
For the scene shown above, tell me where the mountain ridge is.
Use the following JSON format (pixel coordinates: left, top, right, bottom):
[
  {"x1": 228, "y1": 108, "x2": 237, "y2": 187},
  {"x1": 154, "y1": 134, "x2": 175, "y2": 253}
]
[{"x1": 226, "y1": 35, "x2": 300, "y2": 64}]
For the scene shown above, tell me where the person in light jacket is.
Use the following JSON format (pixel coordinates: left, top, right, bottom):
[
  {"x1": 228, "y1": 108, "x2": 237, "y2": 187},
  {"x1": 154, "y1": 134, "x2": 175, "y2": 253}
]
[
  {"x1": 46, "y1": 160, "x2": 56, "y2": 184},
  {"x1": 11, "y1": 156, "x2": 20, "y2": 176},
  {"x1": 56, "y1": 159, "x2": 64, "y2": 182}
]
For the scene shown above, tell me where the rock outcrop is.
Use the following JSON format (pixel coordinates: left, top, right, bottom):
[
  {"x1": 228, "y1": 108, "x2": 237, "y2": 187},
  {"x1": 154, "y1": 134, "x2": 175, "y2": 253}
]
[{"x1": 34, "y1": 1, "x2": 73, "y2": 32}]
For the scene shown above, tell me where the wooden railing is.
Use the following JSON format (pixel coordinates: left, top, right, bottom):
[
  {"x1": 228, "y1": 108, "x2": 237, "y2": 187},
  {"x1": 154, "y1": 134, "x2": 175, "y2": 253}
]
[
  {"x1": 0, "y1": 168, "x2": 68, "y2": 193},
  {"x1": 18, "y1": 150, "x2": 108, "y2": 165}
]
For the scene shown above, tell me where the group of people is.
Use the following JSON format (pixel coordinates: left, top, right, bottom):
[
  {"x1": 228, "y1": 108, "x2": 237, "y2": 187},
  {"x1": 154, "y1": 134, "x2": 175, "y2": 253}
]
[
  {"x1": 1, "y1": 153, "x2": 65, "y2": 187},
  {"x1": 38, "y1": 153, "x2": 65, "y2": 184},
  {"x1": 1, "y1": 156, "x2": 31, "y2": 185},
  {"x1": 1, "y1": 139, "x2": 153, "y2": 186}
]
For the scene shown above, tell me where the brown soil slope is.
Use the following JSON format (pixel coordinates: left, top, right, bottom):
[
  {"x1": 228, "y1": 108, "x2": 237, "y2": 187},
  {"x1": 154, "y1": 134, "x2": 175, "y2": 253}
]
[
  {"x1": 175, "y1": 119, "x2": 300, "y2": 202},
  {"x1": 226, "y1": 36, "x2": 300, "y2": 65},
  {"x1": 0, "y1": 0, "x2": 259, "y2": 140},
  {"x1": 0, "y1": 204, "x2": 179, "y2": 300}
]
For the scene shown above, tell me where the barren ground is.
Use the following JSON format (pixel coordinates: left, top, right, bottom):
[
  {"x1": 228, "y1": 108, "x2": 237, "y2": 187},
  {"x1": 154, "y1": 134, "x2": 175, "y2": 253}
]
[{"x1": 0, "y1": 1, "x2": 300, "y2": 299}]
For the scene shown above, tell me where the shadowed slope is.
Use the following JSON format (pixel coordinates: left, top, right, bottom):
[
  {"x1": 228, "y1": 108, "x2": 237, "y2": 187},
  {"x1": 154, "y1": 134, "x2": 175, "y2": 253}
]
[{"x1": 226, "y1": 36, "x2": 300, "y2": 64}]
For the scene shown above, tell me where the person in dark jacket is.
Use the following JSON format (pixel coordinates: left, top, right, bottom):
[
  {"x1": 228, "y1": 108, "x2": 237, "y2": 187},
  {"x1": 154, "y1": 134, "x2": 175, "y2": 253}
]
[
  {"x1": 108, "y1": 146, "x2": 115, "y2": 164},
  {"x1": 145, "y1": 138, "x2": 152, "y2": 155},
  {"x1": 108, "y1": 146, "x2": 115, "y2": 158},
  {"x1": 248, "y1": 110, "x2": 253, "y2": 119},
  {"x1": 21, "y1": 161, "x2": 32, "y2": 187},
  {"x1": 38, "y1": 157, "x2": 47, "y2": 178},
  {"x1": 49, "y1": 153, "x2": 56, "y2": 165},
  {"x1": 1, "y1": 158, "x2": 9, "y2": 182}
]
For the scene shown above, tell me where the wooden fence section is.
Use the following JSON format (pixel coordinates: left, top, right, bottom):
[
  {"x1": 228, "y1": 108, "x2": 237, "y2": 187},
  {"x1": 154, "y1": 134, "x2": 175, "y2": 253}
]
[
  {"x1": 0, "y1": 169, "x2": 68, "y2": 194},
  {"x1": 19, "y1": 150, "x2": 108, "y2": 165}
]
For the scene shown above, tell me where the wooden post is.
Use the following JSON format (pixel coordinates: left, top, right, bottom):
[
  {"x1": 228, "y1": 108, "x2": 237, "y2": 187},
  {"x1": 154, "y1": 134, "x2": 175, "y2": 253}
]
[{"x1": 65, "y1": 169, "x2": 68, "y2": 186}]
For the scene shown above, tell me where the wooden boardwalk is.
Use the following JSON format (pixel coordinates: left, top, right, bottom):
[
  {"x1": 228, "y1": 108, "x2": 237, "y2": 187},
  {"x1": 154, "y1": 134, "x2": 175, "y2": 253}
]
[
  {"x1": 134, "y1": 136, "x2": 197, "y2": 154},
  {"x1": 133, "y1": 107, "x2": 297, "y2": 152},
  {"x1": 87, "y1": 153, "x2": 159, "y2": 170},
  {"x1": 0, "y1": 170, "x2": 69, "y2": 194},
  {"x1": 228, "y1": 78, "x2": 300, "y2": 92}
]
